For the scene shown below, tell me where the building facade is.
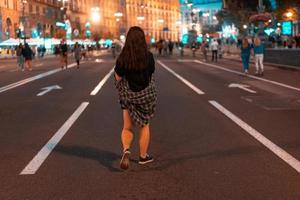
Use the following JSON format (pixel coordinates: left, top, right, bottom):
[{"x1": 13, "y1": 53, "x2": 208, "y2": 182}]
[
  {"x1": 180, "y1": 0, "x2": 223, "y2": 36},
  {"x1": 0, "y1": 0, "x2": 181, "y2": 41},
  {"x1": 0, "y1": 0, "x2": 19, "y2": 41},
  {"x1": 125, "y1": 0, "x2": 181, "y2": 41}
]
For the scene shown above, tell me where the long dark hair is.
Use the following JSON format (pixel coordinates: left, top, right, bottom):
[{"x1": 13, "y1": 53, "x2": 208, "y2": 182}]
[{"x1": 117, "y1": 26, "x2": 148, "y2": 70}]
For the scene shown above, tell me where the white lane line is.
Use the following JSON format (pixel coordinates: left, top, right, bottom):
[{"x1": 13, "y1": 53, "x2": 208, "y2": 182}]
[
  {"x1": 178, "y1": 59, "x2": 195, "y2": 62},
  {"x1": 194, "y1": 60, "x2": 300, "y2": 92},
  {"x1": 9, "y1": 69, "x2": 19, "y2": 72},
  {"x1": 0, "y1": 63, "x2": 77, "y2": 94},
  {"x1": 209, "y1": 100, "x2": 300, "y2": 173},
  {"x1": 157, "y1": 60, "x2": 205, "y2": 95},
  {"x1": 20, "y1": 102, "x2": 89, "y2": 175},
  {"x1": 90, "y1": 68, "x2": 114, "y2": 96}
]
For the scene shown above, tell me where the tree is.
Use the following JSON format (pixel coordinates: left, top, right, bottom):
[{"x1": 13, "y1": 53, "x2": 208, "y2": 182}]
[{"x1": 216, "y1": 0, "x2": 274, "y2": 30}]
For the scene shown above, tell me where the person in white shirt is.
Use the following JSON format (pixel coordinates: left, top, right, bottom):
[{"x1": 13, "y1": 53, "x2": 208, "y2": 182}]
[{"x1": 210, "y1": 39, "x2": 219, "y2": 62}]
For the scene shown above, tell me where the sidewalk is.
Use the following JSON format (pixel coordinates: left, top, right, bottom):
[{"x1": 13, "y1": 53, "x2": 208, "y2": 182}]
[{"x1": 179, "y1": 47, "x2": 300, "y2": 71}]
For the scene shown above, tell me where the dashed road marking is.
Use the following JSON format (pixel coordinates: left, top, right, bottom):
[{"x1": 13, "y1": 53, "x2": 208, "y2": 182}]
[
  {"x1": 20, "y1": 102, "x2": 89, "y2": 175},
  {"x1": 158, "y1": 60, "x2": 205, "y2": 95},
  {"x1": 90, "y1": 68, "x2": 114, "y2": 96}
]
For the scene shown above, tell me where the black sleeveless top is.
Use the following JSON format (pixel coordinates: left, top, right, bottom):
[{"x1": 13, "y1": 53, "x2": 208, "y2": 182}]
[{"x1": 114, "y1": 51, "x2": 155, "y2": 92}]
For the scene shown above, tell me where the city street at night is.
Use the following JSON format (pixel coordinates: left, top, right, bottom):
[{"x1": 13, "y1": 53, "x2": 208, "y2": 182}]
[
  {"x1": 0, "y1": 50, "x2": 299, "y2": 199},
  {"x1": 1, "y1": 0, "x2": 300, "y2": 199}
]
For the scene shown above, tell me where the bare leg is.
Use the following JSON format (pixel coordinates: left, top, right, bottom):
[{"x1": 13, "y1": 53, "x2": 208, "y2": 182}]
[
  {"x1": 139, "y1": 124, "x2": 150, "y2": 158},
  {"x1": 121, "y1": 110, "x2": 134, "y2": 151}
]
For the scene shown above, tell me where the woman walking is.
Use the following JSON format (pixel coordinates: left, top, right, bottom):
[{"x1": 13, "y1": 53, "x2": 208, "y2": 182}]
[
  {"x1": 16, "y1": 43, "x2": 24, "y2": 71},
  {"x1": 253, "y1": 37, "x2": 265, "y2": 76},
  {"x1": 241, "y1": 38, "x2": 251, "y2": 74},
  {"x1": 22, "y1": 43, "x2": 33, "y2": 71},
  {"x1": 201, "y1": 40, "x2": 208, "y2": 62},
  {"x1": 114, "y1": 26, "x2": 157, "y2": 170},
  {"x1": 74, "y1": 42, "x2": 81, "y2": 69}
]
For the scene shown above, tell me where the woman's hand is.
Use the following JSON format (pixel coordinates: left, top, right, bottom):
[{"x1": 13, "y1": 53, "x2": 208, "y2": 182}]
[{"x1": 115, "y1": 72, "x2": 122, "y2": 81}]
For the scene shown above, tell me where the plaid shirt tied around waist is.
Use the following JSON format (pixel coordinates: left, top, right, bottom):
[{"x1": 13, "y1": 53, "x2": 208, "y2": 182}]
[{"x1": 115, "y1": 77, "x2": 157, "y2": 127}]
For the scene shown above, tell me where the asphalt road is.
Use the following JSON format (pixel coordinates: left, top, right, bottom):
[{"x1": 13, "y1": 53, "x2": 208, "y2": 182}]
[{"x1": 0, "y1": 51, "x2": 300, "y2": 200}]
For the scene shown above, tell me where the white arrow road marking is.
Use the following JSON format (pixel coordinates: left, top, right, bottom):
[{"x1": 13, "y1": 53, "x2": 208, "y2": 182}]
[
  {"x1": 37, "y1": 85, "x2": 62, "y2": 96},
  {"x1": 209, "y1": 100, "x2": 300, "y2": 173},
  {"x1": 0, "y1": 63, "x2": 77, "y2": 94},
  {"x1": 229, "y1": 83, "x2": 257, "y2": 94},
  {"x1": 194, "y1": 60, "x2": 300, "y2": 92},
  {"x1": 20, "y1": 102, "x2": 89, "y2": 175},
  {"x1": 158, "y1": 60, "x2": 205, "y2": 95}
]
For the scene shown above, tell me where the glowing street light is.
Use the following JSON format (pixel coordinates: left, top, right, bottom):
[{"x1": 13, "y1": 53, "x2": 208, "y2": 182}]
[
  {"x1": 286, "y1": 12, "x2": 293, "y2": 18},
  {"x1": 114, "y1": 12, "x2": 123, "y2": 17},
  {"x1": 91, "y1": 7, "x2": 100, "y2": 23},
  {"x1": 175, "y1": 21, "x2": 182, "y2": 26},
  {"x1": 137, "y1": 16, "x2": 145, "y2": 21}
]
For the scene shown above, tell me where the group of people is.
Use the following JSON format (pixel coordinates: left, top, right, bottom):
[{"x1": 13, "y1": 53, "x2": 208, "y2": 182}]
[
  {"x1": 15, "y1": 39, "x2": 89, "y2": 72},
  {"x1": 240, "y1": 37, "x2": 265, "y2": 75},
  {"x1": 16, "y1": 43, "x2": 34, "y2": 71},
  {"x1": 54, "y1": 40, "x2": 88, "y2": 70},
  {"x1": 156, "y1": 39, "x2": 175, "y2": 56}
]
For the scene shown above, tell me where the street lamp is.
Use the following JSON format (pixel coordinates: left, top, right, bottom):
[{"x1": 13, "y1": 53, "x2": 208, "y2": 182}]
[
  {"x1": 286, "y1": 12, "x2": 293, "y2": 18},
  {"x1": 137, "y1": 16, "x2": 145, "y2": 22},
  {"x1": 91, "y1": 7, "x2": 100, "y2": 23}
]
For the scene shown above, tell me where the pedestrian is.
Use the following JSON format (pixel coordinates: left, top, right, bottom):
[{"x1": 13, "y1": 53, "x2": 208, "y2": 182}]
[
  {"x1": 179, "y1": 41, "x2": 184, "y2": 57},
  {"x1": 74, "y1": 42, "x2": 81, "y2": 68},
  {"x1": 240, "y1": 38, "x2": 251, "y2": 74},
  {"x1": 59, "y1": 39, "x2": 68, "y2": 69},
  {"x1": 81, "y1": 45, "x2": 87, "y2": 60},
  {"x1": 22, "y1": 43, "x2": 33, "y2": 71},
  {"x1": 157, "y1": 40, "x2": 163, "y2": 56},
  {"x1": 111, "y1": 43, "x2": 116, "y2": 58},
  {"x1": 217, "y1": 39, "x2": 223, "y2": 59},
  {"x1": 54, "y1": 45, "x2": 60, "y2": 57},
  {"x1": 114, "y1": 26, "x2": 157, "y2": 170},
  {"x1": 210, "y1": 39, "x2": 218, "y2": 62},
  {"x1": 168, "y1": 40, "x2": 174, "y2": 55},
  {"x1": 37, "y1": 46, "x2": 42, "y2": 58},
  {"x1": 295, "y1": 36, "x2": 300, "y2": 48},
  {"x1": 201, "y1": 40, "x2": 208, "y2": 61},
  {"x1": 163, "y1": 40, "x2": 168, "y2": 56},
  {"x1": 253, "y1": 37, "x2": 265, "y2": 76},
  {"x1": 16, "y1": 43, "x2": 25, "y2": 71},
  {"x1": 42, "y1": 46, "x2": 46, "y2": 57},
  {"x1": 31, "y1": 46, "x2": 36, "y2": 59},
  {"x1": 191, "y1": 42, "x2": 197, "y2": 57}
]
